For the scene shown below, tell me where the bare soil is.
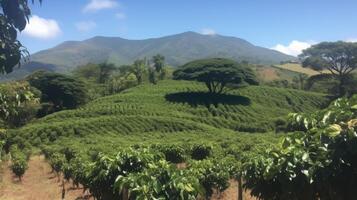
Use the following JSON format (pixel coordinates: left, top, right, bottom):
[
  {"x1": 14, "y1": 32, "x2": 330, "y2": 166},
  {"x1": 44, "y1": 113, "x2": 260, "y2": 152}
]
[{"x1": 0, "y1": 155, "x2": 92, "y2": 200}]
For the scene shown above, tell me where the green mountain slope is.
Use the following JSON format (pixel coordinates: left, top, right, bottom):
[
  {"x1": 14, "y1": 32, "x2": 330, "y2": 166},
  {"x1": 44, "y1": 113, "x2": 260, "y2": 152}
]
[
  {"x1": 1, "y1": 32, "x2": 295, "y2": 81},
  {"x1": 8, "y1": 80, "x2": 327, "y2": 154}
]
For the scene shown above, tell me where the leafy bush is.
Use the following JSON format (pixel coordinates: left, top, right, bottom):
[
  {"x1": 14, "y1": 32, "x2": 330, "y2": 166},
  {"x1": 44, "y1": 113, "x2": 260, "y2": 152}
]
[
  {"x1": 158, "y1": 144, "x2": 186, "y2": 163},
  {"x1": 60, "y1": 147, "x2": 76, "y2": 162},
  {"x1": 0, "y1": 81, "x2": 40, "y2": 127},
  {"x1": 115, "y1": 160, "x2": 201, "y2": 200},
  {"x1": 190, "y1": 144, "x2": 212, "y2": 160},
  {"x1": 274, "y1": 118, "x2": 287, "y2": 132},
  {"x1": 48, "y1": 153, "x2": 65, "y2": 175},
  {"x1": 189, "y1": 159, "x2": 230, "y2": 198},
  {"x1": 244, "y1": 95, "x2": 357, "y2": 200},
  {"x1": 62, "y1": 163, "x2": 72, "y2": 182},
  {"x1": 10, "y1": 148, "x2": 28, "y2": 181},
  {"x1": 11, "y1": 157, "x2": 28, "y2": 181},
  {"x1": 84, "y1": 148, "x2": 160, "y2": 199}
]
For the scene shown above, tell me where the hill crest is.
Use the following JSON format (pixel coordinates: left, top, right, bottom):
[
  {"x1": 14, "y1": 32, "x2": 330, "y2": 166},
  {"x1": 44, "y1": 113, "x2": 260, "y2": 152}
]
[{"x1": 2, "y1": 32, "x2": 296, "y2": 81}]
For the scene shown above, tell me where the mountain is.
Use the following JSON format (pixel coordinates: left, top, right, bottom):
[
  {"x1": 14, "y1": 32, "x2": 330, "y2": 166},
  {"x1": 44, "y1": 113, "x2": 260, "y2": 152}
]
[{"x1": 1, "y1": 32, "x2": 295, "y2": 80}]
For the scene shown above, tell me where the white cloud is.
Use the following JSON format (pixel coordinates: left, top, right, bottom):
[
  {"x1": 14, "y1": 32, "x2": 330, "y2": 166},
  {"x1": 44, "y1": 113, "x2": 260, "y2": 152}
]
[
  {"x1": 83, "y1": 0, "x2": 118, "y2": 13},
  {"x1": 272, "y1": 40, "x2": 313, "y2": 56},
  {"x1": 23, "y1": 15, "x2": 61, "y2": 39},
  {"x1": 115, "y1": 12, "x2": 126, "y2": 19},
  {"x1": 201, "y1": 28, "x2": 216, "y2": 36},
  {"x1": 346, "y1": 38, "x2": 357, "y2": 43},
  {"x1": 75, "y1": 21, "x2": 97, "y2": 32}
]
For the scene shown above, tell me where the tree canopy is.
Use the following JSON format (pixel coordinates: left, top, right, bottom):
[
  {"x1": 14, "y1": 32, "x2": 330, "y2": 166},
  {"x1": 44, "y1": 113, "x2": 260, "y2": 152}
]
[
  {"x1": 244, "y1": 95, "x2": 357, "y2": 200},
  {"x1": 130, "y1": 58, "x2": 148, "y2": 84},
  {"x1": 98, "y1": 63, "x2": 116, "y2": 84},
  {"x1": 27, "y1": 71, "x2": 88, "y2": 110},
  {"x1": 0, "y1": 0, "x2": 41, "y2": 74},
  {"x1": 152, "y1": 54, "x2": 165, "y2": 73},
  {"x1": 173, "y1": 58, "x2": 258, "y2": 94},
  {"x1": 300, "y1": 41, "x2": 357, "y2": 96}
]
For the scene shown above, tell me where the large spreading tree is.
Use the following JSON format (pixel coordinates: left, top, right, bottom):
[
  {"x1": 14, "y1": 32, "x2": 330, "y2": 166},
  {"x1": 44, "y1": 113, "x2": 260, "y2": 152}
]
[
  {"x1": 173, "y1": 58, "x2": 258, "y2": 94},
  {"x1": 300, "y1": 41, "x2": 357, "y2": 96},
  {"x1": 0, "y1": 0, "x2": 41, "y2": 74},
  {"x1": 27, "y1": 71, "x2": 88, "y2": 110}
]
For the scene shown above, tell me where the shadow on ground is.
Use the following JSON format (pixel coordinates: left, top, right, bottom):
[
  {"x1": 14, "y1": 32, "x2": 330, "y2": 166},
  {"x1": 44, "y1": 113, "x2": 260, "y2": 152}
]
[{"x1": 165, "y1": 92, "x2": 251, "y2": 107}]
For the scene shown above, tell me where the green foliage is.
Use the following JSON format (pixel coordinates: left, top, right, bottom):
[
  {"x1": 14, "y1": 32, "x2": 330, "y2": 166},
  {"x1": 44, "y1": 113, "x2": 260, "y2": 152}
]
[
  {"x1": 244, "y1": 95, "x2": 357, "y2": 200},
  {"x1": 0, "y1": 133, "x2": 5, "y2": 161},
  {"x1": 300, "y1": 41, "x2": 357, "y2": 96},
  {"x1": 0, "y1": 81, "x2": 40, "y2": 127},
  {"x1": 10, "y1": 157, "x2": 28, "y2": 181},
  {"x1": 148, "y1": 67, "x2": 158, "y2": 84},
  {"x1": 173, "y1": 58, "x2": 259, "y2": 94},
  {"x1": 72, "y1": 63, "x2": 101, "y2": 81},
  {"x1": 190, "y1": 144, "x2": 212, "y2": 160},
  {"x1": 116, "y1": 160, "x2": 201, "y2": 200},
  {"x1": 306, "y1": 73, "x2": 357, "y2": 97},
  {"x1": 188, "y1": 159, "x2": 230, "y2": 198},
  {"x1": 10, "y1": 147, "x2": 28, "y2": 181},
  {"x1": 131, "y1": 59, "x2": 148, "y2": 84},
  {"x1": 291, "y1": 74, "x2": 308, "y2": 90},
  {"x1": 106, "y1": 72, "x2": 137, "y2": 95},
  {"x1": 156, "y1": 144, "x2": 186, "y2": 163},
  {"x1": 7, "y1": 80, "x2": 328, "y2": 153},
  {"x1": 266, "y1": 79, "x2": 291, "y2": 89},
  {"x1": 72, "y1": 63, "x2": 117, "y2": 99},
  {"x1": 0, "y1": 0, "x2": 41, "y2": 74},
  {"x1": 83, "y1": 148, "x2": 159, "y2": 199},
  {"x1": 42, "y1": 146, "x2": 234, "y2": 200},
  {"x1": 5, "y1": 80, "x2": 329, "y2": 199},
  {"x1": 98, "y1": 63, "x2": 117, "y2": 84},
  {"x1": 48, "y1": 153, "x2": 65, "y2": 174},
  {"x1": 62, "y1": 162, "x2": 72, "y2": 182},
  {"x1": 152, "y1": 54, "x2": 167, "y2": 80},
  {"x1": 61, "y1": 147, "x2": 76, "y2": 162},
  {"x1": 27, "y1": 71, "x2": 88, "y2": 111}
]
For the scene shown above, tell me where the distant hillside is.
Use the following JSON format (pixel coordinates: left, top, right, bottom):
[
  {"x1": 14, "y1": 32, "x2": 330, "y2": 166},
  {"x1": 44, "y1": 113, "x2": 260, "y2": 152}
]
[{"x1": 1, "y1": 32, "x2": 295, "y2": 81}]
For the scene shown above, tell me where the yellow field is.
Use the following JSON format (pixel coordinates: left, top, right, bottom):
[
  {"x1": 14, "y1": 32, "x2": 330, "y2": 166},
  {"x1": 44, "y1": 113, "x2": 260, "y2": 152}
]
[{"x1": 273, "y1": 63, "x2": 322, "y2": 76}]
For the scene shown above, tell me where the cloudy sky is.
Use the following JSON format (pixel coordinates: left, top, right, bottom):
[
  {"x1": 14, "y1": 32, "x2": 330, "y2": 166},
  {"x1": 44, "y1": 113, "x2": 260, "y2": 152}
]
[{"x1": 20, "y1": 0, "x2": 357, "y2": 56}]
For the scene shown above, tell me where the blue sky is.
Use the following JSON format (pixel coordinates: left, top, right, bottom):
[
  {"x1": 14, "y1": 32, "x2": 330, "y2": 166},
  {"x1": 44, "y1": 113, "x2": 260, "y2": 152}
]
[{"x1": 19, "y1": 0, "x2": 357, "y2": 56}]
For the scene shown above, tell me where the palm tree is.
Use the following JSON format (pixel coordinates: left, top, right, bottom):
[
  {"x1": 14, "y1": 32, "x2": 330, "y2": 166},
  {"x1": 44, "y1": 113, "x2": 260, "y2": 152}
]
[{"x1": 152, "y1": 54, "x2": 165, "y2": 79}]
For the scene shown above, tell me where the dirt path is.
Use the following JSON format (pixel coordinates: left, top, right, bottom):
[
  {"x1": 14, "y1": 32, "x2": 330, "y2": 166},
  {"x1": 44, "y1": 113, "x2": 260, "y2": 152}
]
[
  {"x1": 0, "y1": 155, "x2": 91, "y2": 200},
  {"x1": 211, "y1": 180, "x2": 257, "y2": 200},
  {"x1": 0, "y1": 155, "x2": 256, "y2": 200}
]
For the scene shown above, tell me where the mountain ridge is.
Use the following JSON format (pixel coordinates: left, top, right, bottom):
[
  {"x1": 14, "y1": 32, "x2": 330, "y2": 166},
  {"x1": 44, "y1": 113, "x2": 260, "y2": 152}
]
[{"x1": 1, "y1": 31, "x2": 295, "y2": 81}]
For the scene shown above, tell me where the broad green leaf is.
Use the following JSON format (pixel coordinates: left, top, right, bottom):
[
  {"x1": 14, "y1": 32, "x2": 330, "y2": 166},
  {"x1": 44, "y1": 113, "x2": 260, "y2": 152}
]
[
  {"x1": 302, "y1": 153, "x2": 309, "y2": 162},
  {"x1": 325, "y1": 124, "x2": 342, "y2": 137}
]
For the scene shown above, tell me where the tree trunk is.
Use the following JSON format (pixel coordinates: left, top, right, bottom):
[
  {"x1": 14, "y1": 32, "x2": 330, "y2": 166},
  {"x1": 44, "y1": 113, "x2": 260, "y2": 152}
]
[
  {"x1": 206, "y1": 82, "x2": 213, "y2": 93},
  {"x1": 122, "y1": 188, "x2": 129, "y2": 200},
  {"x1": 338, "y1": 75, "x2": 346, "y2": 97},
  {"x1": 238, "y1": 178, "x2": 243, "y2": 200},
  {"x1": 62, "y1": 180, "x2": 66, "y2": 200}
]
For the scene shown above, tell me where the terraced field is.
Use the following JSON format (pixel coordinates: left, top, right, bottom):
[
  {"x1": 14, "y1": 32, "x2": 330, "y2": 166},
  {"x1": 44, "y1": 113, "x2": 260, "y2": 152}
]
[{"x1": 7, "y1": 80, "x2": 328, "y2": 155}]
